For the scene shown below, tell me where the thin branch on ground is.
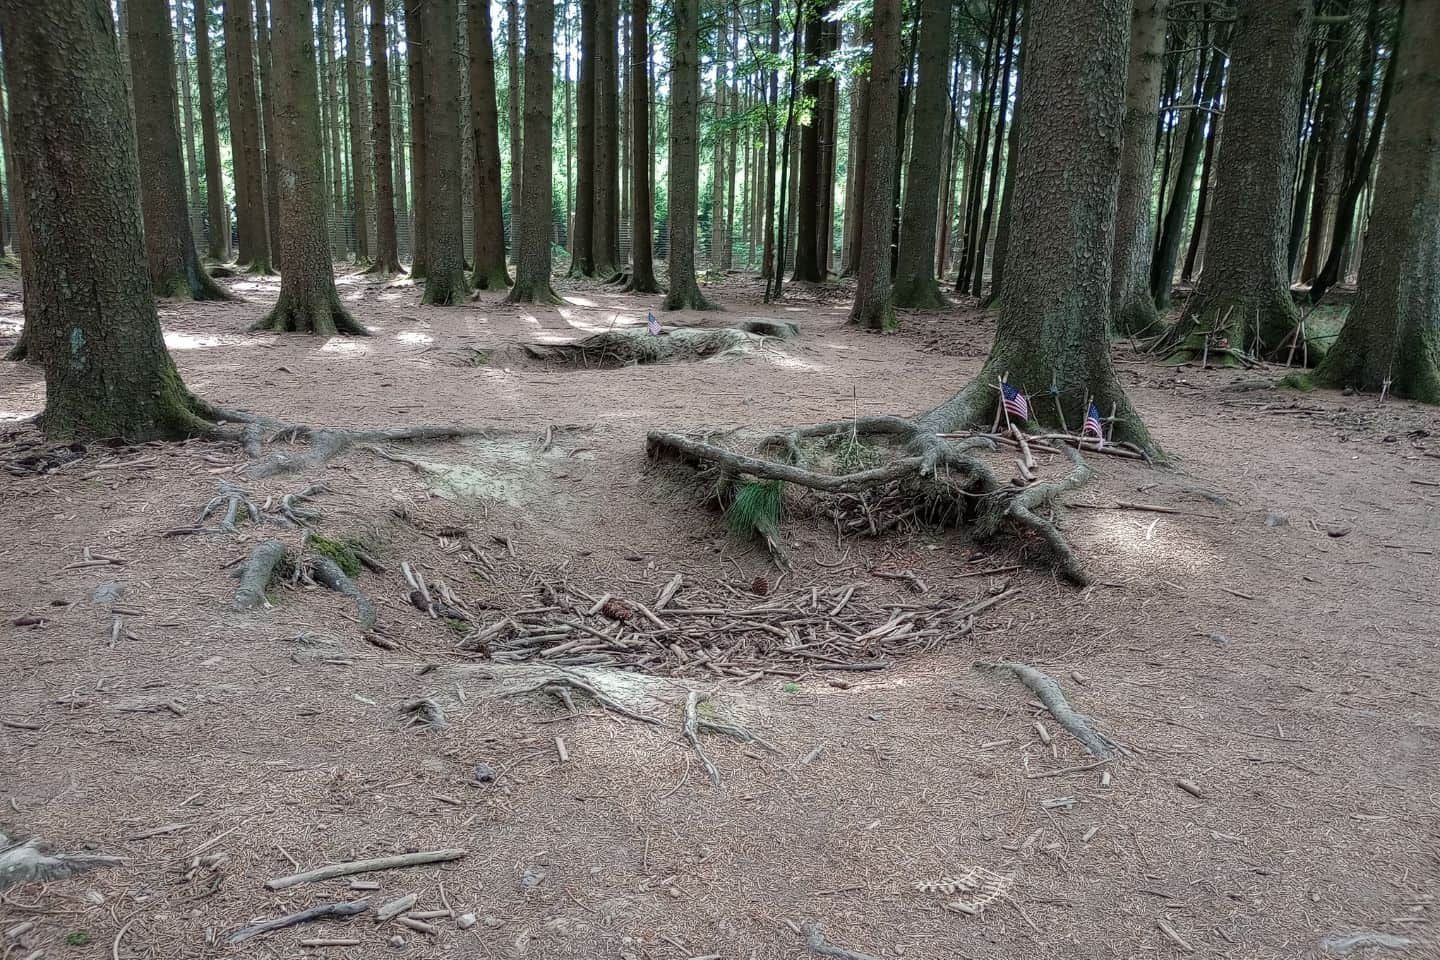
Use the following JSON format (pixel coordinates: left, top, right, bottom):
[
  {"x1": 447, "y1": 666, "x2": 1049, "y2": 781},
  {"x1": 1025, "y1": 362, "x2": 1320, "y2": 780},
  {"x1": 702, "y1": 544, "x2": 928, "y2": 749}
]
[{"x1": 974, "y1": 660, "x2": 1127, "y2": 759}]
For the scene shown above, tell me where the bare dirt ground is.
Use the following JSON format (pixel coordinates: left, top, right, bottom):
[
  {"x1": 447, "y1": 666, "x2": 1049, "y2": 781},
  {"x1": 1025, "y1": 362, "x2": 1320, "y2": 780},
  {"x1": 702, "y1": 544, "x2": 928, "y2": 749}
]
[{"x1": 1, "y1": 266, "x2": 1437, "y2": 960}]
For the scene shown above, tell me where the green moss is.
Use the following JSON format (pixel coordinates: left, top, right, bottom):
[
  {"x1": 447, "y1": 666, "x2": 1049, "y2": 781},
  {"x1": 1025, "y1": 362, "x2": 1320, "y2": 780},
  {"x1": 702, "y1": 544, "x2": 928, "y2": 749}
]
[
  {"x1": 309, "y1": 535, "x2": 361, "y2": 577},
  {"x1": 1280, "y1": 372, "x2": 1315, "y2": 392},
  {"x1": 66, "y1": 932, "x2": 91, "y2": 947}
]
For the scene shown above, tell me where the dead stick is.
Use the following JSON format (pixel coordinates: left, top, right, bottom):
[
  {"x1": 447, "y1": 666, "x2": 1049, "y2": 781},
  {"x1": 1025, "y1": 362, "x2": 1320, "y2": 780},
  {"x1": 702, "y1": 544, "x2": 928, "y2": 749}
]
[{"x1": 264, "y1": 849, "x2": 467, "y2": 891}]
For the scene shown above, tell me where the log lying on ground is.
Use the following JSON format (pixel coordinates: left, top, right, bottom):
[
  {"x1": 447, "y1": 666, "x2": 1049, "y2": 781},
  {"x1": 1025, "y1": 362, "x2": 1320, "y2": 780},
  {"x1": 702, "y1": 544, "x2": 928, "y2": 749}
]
[
  {"x1": 525, "y1": 326, "x2": 774, "y2": 368},
  {"x1": 0, "y1": 832, "x2": 122, "y2": 891},
  {"x1": 974, "y1": 660, "x2": 1127, "y2": 759}
]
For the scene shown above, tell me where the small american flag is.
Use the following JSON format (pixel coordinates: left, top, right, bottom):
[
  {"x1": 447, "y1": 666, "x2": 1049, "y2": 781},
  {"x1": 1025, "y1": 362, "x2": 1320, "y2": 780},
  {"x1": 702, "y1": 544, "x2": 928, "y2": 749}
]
[
  {"x1": 1001, "y1": 382, "x2": 1029, "y2": 421},
  {"x1": 647, "y1": 311, "x2": 661, "y2": 335},
  {"x1": 1083, "y1": 402, "x2": 1105, "y2": 442}
]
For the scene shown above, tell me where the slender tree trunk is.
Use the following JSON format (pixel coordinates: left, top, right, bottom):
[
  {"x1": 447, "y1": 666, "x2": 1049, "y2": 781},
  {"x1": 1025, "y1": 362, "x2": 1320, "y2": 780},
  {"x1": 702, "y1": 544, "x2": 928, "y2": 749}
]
[
  {"x1": 791, "y1": 2, "x2": 824, "y2": 282},
  {"x1": 506, "y1": 0, "x2": 523, "y2": 252},
  {"x1": 571, "y1": 0, "x2": 597, "y2": 275},
  {"x1": 663, "y1": 0, "x2": 716, "y2": 309},
  {"x1": 848, "y1": 0, "x2": 902, "y2": 329},
  {"x1": 194, "y1": 0, "x2": 230, "y2": 261},
  {"x1": 1316, "y1": 0, "x2": 1439, "y2": 401},
  {"x1": 969, "y1": 0, "x2": 1018, "y2": 296},
  {"x1": 366, "y1": 0, "x2": 403, "y2": 272},
  {"x1": 712, "y1": 1, "x2": 730, "y2": 275},
  {"x1": 320, "y1": 0, "x2": 343, "y2": 252},
  {"x1": 1301, "y1": 32, "x2": 1346, "y2": 284},
  {"x1": 1110, "y1": 0, "x2": 1167, "y2": 334},
  {"x1": 956, "y1": 4, "x2": 1002, "y2": 290},
  {"x1": 507, "y1": 0, "x2": 561, "y2": 302},
  {"x1": 923, "y1": 0, "x2": 1150, "y2": 448},
  {"x1": 257, "y1": 0, "x2": 367, "y2": 332},
  {"x1": 224, "y1": 0, "x2": 272, "y2": 271},
  {"x1": 0, "y1": 66, "x2": 40, "y2": 364},
  {"x1": 130, "y1": 0, "x2": 233, "y2": 300},
  {"x1": 891, "y1": 0, "x2": 950, "y2": 307},
  {"x1": 0, "y1": 0, "x2": 215, "y2": 439},
  {"x1": 174, "y1": 0, "x2": 206, "y2": 250},
  {"x1": 816, "y1": 17, "x2": 839, "y2": 275},
  {"x1": 760, "y1": 0, "x2": 781, "y2": 280},
  {"x1": 255, "y1": 0, "x2": 283, "y2": 266},
  {"x1": 468, "y1": 0, "x2": 510, "y2": 288},
  {"x1": 839, "y1": 26, "x2": 864, "y2": 278},
  {"x1": 418, "y1": 0, "x2": 469, "y2": 303},
  {"x1": 593, "y1": 0, "x2": 620, "y2": 276},
  {"x1": 1182, "y1": 107, "x2": 1218, "y2": 283},
  {"x1": 625, "y1": 0, "x2": 660, "y2": 292},
  {"x1": 986, "y1": 1, "x2": 1028, "y2": 306},
  {"x1": 1158, "y1": 0, "x2": 1312, "y2": 361},
  {"x1": 342, "y1": 0, "x2": 371, "y2": 262},
  {"x1": 404, "y1": 0, "x2": 428, "y2": 276},
  {"x1": 389, "y1": 11, "x2": 408, "y2": 253}
]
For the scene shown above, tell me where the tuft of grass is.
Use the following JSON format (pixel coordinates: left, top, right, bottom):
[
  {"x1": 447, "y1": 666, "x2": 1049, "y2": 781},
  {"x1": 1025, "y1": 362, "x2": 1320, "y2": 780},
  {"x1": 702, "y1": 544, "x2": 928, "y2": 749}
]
[
  {"x1": 726, "y1": 479, "x2": 784, "y2": 543},
  {"x1": 309, "y1": 535, "x2": 361, "y2": 577},
  {"x1": 66, "y1": 932, "x2": 91, "y2": 947},
  {"x1": 830, "y1": 429, "x2": 882, "y2": 474}
]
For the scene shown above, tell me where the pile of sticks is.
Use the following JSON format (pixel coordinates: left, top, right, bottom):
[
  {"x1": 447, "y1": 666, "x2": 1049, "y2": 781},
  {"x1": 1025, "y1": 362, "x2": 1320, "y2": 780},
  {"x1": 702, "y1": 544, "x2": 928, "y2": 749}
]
[{"x1": 460, "y1": 574, "x2": 1020, "y2": 681}]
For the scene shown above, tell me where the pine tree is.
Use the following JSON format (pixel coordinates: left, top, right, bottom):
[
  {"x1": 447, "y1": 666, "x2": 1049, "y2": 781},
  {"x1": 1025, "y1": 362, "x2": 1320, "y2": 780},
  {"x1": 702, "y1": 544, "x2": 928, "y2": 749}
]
[
  {"x1": 224, "y1": 0, "x2": 272, "y2": 271},
  {"x1": 891, "y1": 0, "x2": 951, "y2": 308},
  {"x1": 622, "y1": 0, "x2": 661, "y2": 293},
  {"x1": 848, "y1": 0, "x2": 903, "y2": 329},
  {"x1": 468, "y1": 0, "x2": 511, "y2": 289},
  {"x1": 1110, "y1": 0, "x2": 1167, "y2": 335},
  {"x1": 663, "y1": 0, "x2": 716, "y2": 310},
  {"x1": 368, "y1": 0, "x2": 404, "y2": 273},
  {"x1": 419, "y1": 0, "x2": 471, "y2": 304},
  {"x1": 507, "y1": 0, "x2": 562, "y2": 303}
]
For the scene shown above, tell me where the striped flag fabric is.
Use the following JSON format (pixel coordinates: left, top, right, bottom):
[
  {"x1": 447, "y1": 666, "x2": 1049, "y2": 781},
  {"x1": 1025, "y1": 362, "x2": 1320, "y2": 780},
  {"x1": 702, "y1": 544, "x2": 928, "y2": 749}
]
[
  {"x1": 647, "y1": 311, "x2": 662, "y2": 335},
  {"x1": 1083, "y1": 402, "x2": 1105, "y2": 442},
  {"x1": 1001, "y1": 382, "x2": 1029, "y2": 421}
]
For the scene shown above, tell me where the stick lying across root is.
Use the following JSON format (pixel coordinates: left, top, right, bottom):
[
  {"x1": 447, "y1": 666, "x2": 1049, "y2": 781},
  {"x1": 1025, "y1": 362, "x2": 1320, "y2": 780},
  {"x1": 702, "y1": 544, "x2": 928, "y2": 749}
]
[
  {"x1": 233, "y1": 539, "x2": 287, "y2": 611},
  {"x1": 974, "y1": 660, "x2": 1126, "y2": 759}
]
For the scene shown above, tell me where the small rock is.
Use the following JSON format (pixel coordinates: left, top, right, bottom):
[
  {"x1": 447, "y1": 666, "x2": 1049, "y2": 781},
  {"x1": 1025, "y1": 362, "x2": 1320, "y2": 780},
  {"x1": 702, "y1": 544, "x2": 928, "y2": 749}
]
[
  {"x1": 482, "y1": 916, "x2": 504, "y2": 929},
  {"x1": 92, "y1": 581, "x2": 125, "y2": 604},
  {"x1": 472, "y1": 761, "x2": 497, "y2": 783},
  {"x1": 1327, "y1": 525, "x2": 1351, "y2": 538},
  {"x1": 1209, "y1": 633, "x2": 1229, "y2": 646},
  {"x1": 1265, "y1": 512, "x2": 1289, "y2": 527},
  {"x1": 667, "y1": 887, "x2": 682, "y2": 898},
  {"x1": 520, "y1": 867, "x2": 546, "y2": 889},
  {"x1": 456, "y1": 913, "x2": 476, "y2": 930},
  {"x1": 388, "y1": 935, "x2": 406, "y2": 948}
]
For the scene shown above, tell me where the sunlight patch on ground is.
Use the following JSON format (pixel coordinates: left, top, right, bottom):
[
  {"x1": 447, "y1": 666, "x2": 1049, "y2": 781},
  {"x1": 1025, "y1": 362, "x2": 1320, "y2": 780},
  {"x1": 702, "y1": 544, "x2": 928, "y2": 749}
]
[
  {"x1": 319, "y1": 338, "x2": 373, "y2": 357},
  {"x1": 566, "y1": 296, "x2": 597, "y2": 307},
  {"x1": 396, "y1": 330, "x2": 434, "y2": 345},
  {"x1": 1080, "y1": 513, "x2": 1220, "y2": 574},
  {"x1": 163, "y1": 332, "x2": 254, "y2": 351},
  {"x1": 763, "y1": 352, "x2": 826, "y2": 372}
]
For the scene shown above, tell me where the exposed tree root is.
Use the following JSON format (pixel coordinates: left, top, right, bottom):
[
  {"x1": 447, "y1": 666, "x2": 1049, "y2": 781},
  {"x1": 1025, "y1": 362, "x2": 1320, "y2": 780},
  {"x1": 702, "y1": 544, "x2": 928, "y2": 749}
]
[
  {"x1": 400, "y1": 696, "x2": 446, "y2": 730},
  {"x1": 243, "y1": 424, "x2": 503, "y2": 478},
  {"x1": 276, "y1": 482, "x2": 328, "y2": 527},
  {"x1": 233, "y1": 539, "x2": 288, "y2": 611},
  {"x1": 803, "y1": 922, "x2": 880, "y2": 960},
  {"x1": 310, "y1": 555, "x2": 378, "y2": 630},
  {"x1": 682, "y1": 690, "x2": 722, "y2": 785},
  {"x1": 505, "y1": 674, "x2": 665, "y2": 726},
  {"x1": 0, "y1": 830, "x2": 122, "y2": 891},
  {"x1": 252, "y1": 292, "x2": 370, "y2": 336},
  {"x1": 196, "y1": 482, "x2": 260, "y2": 533},
  {"x1": 973, "y1": 660, "x2": 1127, "y2": 759},
  {"x1": 525, "y1": 326, "x2": 772, "y2": 368}
]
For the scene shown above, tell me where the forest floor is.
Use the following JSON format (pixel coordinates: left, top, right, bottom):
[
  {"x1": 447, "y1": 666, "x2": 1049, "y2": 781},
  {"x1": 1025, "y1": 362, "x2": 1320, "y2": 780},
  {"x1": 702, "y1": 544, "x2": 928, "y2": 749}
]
[{"x1": 1, "y1": 266, "x2": 1437, "y2": 960}]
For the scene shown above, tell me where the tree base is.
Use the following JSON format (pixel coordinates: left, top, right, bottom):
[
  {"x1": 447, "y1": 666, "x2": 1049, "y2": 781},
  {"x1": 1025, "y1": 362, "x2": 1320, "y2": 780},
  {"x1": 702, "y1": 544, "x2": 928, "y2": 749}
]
[
  {"x1": 507, "y1": 280, "x2": 565, "y2": 305},
  {"x1": 252, "y1": 293, "x2": 369, "y2": 336},
  {"x1": 363, "y1": 257, "x2": 406, "y2": 277},
  {"x1": 622, "y1": 274, "x2": 664, "y2": 294},
  {"x1": 1154, "y1": 290, "x2": 1299, "y2": 362},
  {"x1": 891, "y1": 276, "x2": 947, "y2": 310},
  {"x1": 663, "y1": 285, "x2": 719, "y2": 311},
  {"x1": 1112, "y1": 292, "x2": 1161, "y2": 339},
  {"x1": 421, "y1": 272, "x2": 472, "y2": 306},
  {"x1": 849, "y1": 300, "x2": 897, "y2": 331},
  {"x1": 471, "y1": 264, "x2": 512, "y2": 291}
]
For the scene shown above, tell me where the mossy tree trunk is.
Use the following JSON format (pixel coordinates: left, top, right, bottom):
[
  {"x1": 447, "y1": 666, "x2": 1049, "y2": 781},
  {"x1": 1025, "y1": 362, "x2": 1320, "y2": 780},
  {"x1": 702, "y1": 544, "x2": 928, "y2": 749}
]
[
  {"x1": 848, "y1": 0, "x2": 902, "y2": 330},
  {"x1": 254, "y1": 0, "x2": 283, "y2": 267},
  {"x1": 506, "y1": 0, "x2": 561, "y2": 304},
  {"x1": 1316, "y1": 0, "x2": 1440, "y2": 404},
  {"x1": 467, "y1": 0, "x2": 511, "y2": 289},
  {"x1": 223, "y1": 0, "x2": 271, "y2": 272},
  {"x1": 419, "y1": 0, "x2": 471, "y2": 305},
  {"x1": 890, "y1": 0, "x2": 950, "y2": 309},
  {"x1": 920, "y1": 0, "x2": 1150, "y2": 449},
  {"x1": 255, "y1": 0, "x2": 367, "y2": 335},
  {"x1": 0, "y1": 0, "x2": 215, "y2": 439},
  {"x1": 368, "y1": 0, "x2": 403, "y2": 274},
  {"x1": 404, "y1": 0, "x2": 428, "y2": 278},
  {"x1": 662, "y1": 0, "x2": 715, "y2": 310},
  {"x1": 128, "y1": 0, "x2": 233, "y2": 302},
  {"x1": 624, "y1": 0, "x2": 660, "y2": 293},
  {"x1": 1110, "y1": 0, "x2": 1166, "y2": 336},
  {"x1": 1157, "y1": 0, "x2": 1312, "y2": 362}
]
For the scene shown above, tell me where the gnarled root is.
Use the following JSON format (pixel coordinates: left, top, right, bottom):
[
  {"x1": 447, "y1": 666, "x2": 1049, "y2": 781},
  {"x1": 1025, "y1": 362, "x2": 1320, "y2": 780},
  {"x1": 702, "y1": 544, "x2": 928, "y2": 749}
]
[
  {"x1": 525, "y1": 326, "x2": 770, "y2": 368},
  {"x1": 974, "y1": 660, "x2": 1127, "y2": 758},
  {"x1": 233, "y1": 539, "x2": 287, "y2": 610},
  {"x1": 244, "y1": 424, "x2": 503, "y2": 478},
  {"x1": 0, "y1": 831, "x2": 123, "y2": 891},
  {"x1": 310, "y1": 555, "x2": 378, "y2": 630}
]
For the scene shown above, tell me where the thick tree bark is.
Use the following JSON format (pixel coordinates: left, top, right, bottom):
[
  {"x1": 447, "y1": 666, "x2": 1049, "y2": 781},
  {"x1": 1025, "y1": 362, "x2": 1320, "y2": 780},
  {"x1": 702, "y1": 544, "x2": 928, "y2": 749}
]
[
  {"x1": 1110, "y1": 0, "x2": 1167, "y2": 335},
  {"x1": 506, "y1": 0, "x2": 523, "y2": 252},
  {"x1": 924, "y1": 0, "x2": 1150, "y2": 448},
  {"x1": 889, "y1": 0, "x2": 950, "y2": 307},
  {"x1": 367, "y1": 0, "x2": 403, "y2": 273},
  {"x1": 1316, "y1": 0, "x2": 1439, "y2": 401},
  {"x1": 848, "y1": 0, "x2": 902, "y2": 329},
  {"x1": 0, "y1": 0, "x2": 216, "y2": 439},
  {"x1": 1158, "y1": 0, "x2": 1311, "y2": 361},
  {"x1": 194, "y1": 0, "x2": 230, "y2": 260},
  {"x1": 173, "y1": 0, "x2": 206, "y2": 250},
  {"x1": 593, "y1": 0, "x2": 620, "y2": 276},
  {"x1": 624, "y1": 0, "x2": 660, "y2": 292},
  {"x1": 467, "y1": 0, "x2": 510, "y2": 289},
  {"x1": 404, "y1": 0, "x2": 428, "y2": 277},
  {"x1": 342, "y1": 0, "x2": 371, "y2": 262},
  {"x1": 663, "y1": 0, "x2": 716, "y2": 310},
  {"x1": 224, "y1": 0, "x2": 272, "y2": 271},
  {"x1": 254, "y1": 0, "x2": 283, "y2": 267},
  {"x1": 255, "y1": 0, "x2": 367, "y2": 333},
  {"x1": 571, "y1": 0, "x2": 597, "y2": 276},
  {"x1": 129, "y1": 0, "x2": 232, "y2": 301},
  {"x1": 506, "y1": 0, "x2": 561, "y2": 303},
  {"x1": 419, "y1": 0, "x2": 470, "y2": 304}
]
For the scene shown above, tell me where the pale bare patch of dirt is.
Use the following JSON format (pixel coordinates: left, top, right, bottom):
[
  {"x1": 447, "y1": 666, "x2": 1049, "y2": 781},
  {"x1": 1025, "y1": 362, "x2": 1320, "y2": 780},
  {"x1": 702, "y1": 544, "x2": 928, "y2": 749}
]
[{"x1": 1, "y1": 268, "x2": 1437, "y2": 959}]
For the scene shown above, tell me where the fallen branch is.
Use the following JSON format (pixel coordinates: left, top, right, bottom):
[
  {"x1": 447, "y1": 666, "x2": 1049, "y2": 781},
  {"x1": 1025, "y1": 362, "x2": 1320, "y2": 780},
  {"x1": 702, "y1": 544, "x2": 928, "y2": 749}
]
[
  {"x1": 228, "y1": 899, "x2": 372, "y2": 943},
  {"x1": 974, "y1": 660, "x2": 1126, "y2": 759},
  {"x1": 264, "y1": 849, "x2": 468, "y2": 891},
  {"x1": 803, "y1": 922, "x2": 880, "y2": 960}
]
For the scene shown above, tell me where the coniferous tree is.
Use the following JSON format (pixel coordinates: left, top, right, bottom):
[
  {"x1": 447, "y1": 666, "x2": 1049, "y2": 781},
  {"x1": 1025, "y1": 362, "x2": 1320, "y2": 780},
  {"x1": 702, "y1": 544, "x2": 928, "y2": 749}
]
[
  {"x1": 468, "y1": 0, "x2": 511, "y2": 289},
  {"x1": 224, "y1": 0, "x2": 272, "y2": 271},
  {"x1": 343, "y1": 0, "x2": 372, "y2": 262},
  {"x1": 891, "y1": 0, "x2": 951, "y2": 308},
  {"x1": 405, "y1": 0, "x2": 429, "y2": 277},
  {"x1": 369, "y1": 0, "x2": 404, "y2": 273},
  {"x1": 663, "y1": 0, "x2": 716, "y2": 310},
  {"x1": 255, "y1": 0, "x2": 283, "y2": 266},
  {"x1": 849, "y1": 0, "x2": 902, "y2": 329},
  {"x1": 507, "y1": 0, "x2": 563, "y2": 303},
  {"x1": 1110, "y1": 0, "x2": 1167, "y2": 334},
  {"x1": 420, "y1": 0, "x2": 471, "y2": 304},
  {"x1": 623, "y1": 0, "x2": 661, "y2": 293}
]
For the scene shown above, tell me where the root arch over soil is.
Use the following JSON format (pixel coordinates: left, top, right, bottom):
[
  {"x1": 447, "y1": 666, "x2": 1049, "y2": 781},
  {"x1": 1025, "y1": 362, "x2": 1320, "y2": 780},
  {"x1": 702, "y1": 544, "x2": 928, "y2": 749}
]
[
  {"x1": 647, "y1": 390, "x2": 1107, "y2": 585},
  {"x1": 525, "y1": 323, "x2": 792, "y2": 368}
]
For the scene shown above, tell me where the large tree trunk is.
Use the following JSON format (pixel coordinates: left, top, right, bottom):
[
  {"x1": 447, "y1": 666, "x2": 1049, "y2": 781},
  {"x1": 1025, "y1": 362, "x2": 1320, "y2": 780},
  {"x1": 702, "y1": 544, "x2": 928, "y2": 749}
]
[
  {"x1": 256, "y1": 0, "x2": 366, "y2": 333},
  {"x1": 968, "y1": 0, "x2": 1019, "y2": 297},
  {"x1": 662, "y1": 0, "x2": 715, "y2": 310},
  {"x1": 0, "y1": 0, "x2": 215, "y2": 439},
  {"x1": 468, "y1": 0, "x2": 510, "y2": 289},
  {"x1": 419, "y1": 0, "x2": 470, "y2": 304},
  {"x1": 194, "y1": 0, "x2": 230, "y2": 261},
  {"x1": 129, "y1": 0, "x2": 232, "y2": 301},
  {"x1": 506, "y1": 0, "x2": 561, "y2": 303},
  {"x1": 173, "y1": 0, "x2": 206, "y2": 251},
  {"x1": 1316, "y1": 0, "x2": 1438, "y2": 401},
  {"x1": 1158, "y1": 0, "x2": 1311, "y2": 361},
  {"x1": 368, "y1": 0, "x2": 403, "y2": 273},
  {"x1": 760, "y1": 0, "x2": 781, "y2": 280},
  {"x1": 791, "y1": 1, "x2": 829, "y2": 283},
  {"x1": 254, "y1": 0, "x2": 283, "y2": 267},
  {"x1": 593, "y1": 0, "x2": 620, "y2": 276},
  {"x1": 505, "y1": 0, "x2": 523, "y2": 254},
  {"x1": 342, "y1": 0, "x2": 371, "y2": 262},
  {"x1": 986, "y1": 2, "x2": 1028, "y2": 306},
  {"x1": 624, "y1": 0, "x2": 661, "y2": 292},
  {"x1": 224, "y1": 0, "x2": 272, "y2": 272},
  {"x1": 1, "y1": 50, "x2": 41, "y2": 364},
  {"x1": 1110, "y1": 0, "x2": 1167, "y2": 335},
  {"x1": 890, "y1": 0, "x2": 950, "y2": 308},
  {"x1": 404, "y1": 0, "x2": 428, "y2": 277},
  {"x1": 923, "y1": 0, "x2": 1150, "y2": 448},
  {"x1": 571, "y1": 0, "x2": 596, "y2": 276},
  {"x1": 848, "y1": 0, "x2": 902, "y2": 329}
]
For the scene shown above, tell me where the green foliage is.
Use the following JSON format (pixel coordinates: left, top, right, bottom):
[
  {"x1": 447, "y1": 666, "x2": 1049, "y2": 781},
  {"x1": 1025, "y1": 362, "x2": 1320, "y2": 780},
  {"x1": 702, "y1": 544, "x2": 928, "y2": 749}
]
[
  {"x1": 827, "y1": 430, "x2": 882, "y2": 474},
  {"x1": 726, "y1": 479, "x2": 785, "y2": 543},
  {"x1": 309, "y1": 535, "x2": 361, "y2": 577},
  {"x1": 66, "y1": 933, "x2": 91, "y2": 947},
  {"x1": 1280, "y1": 372, "x2": 1315, "y2": 392}
]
